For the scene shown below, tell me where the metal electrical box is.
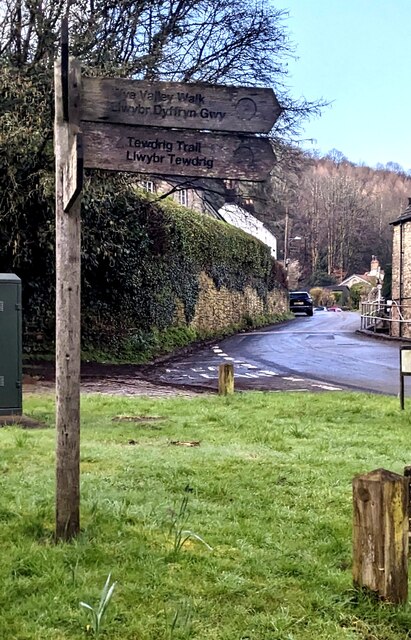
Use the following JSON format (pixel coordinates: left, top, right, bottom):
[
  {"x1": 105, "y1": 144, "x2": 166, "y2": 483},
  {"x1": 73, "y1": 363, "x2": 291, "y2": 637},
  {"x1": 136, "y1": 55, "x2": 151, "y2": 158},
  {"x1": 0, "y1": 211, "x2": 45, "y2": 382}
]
[{"x1": 0, "y1": 274, "x2": 22, "y2": 416}]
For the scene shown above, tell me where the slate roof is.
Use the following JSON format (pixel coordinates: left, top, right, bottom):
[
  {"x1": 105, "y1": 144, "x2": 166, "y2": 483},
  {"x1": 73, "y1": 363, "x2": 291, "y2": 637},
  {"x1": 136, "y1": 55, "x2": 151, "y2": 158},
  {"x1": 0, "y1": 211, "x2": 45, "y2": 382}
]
[{"x1": 391, "y1": 197, "x2": 411, "y2": 226}]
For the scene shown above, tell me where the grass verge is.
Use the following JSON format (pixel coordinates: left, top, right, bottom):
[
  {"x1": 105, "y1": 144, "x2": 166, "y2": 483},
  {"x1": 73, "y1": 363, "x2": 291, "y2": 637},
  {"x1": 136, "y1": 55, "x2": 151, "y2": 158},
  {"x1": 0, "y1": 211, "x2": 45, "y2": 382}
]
[{"x1": 1, "y1": 391, "x2": 411, "y2": 639}]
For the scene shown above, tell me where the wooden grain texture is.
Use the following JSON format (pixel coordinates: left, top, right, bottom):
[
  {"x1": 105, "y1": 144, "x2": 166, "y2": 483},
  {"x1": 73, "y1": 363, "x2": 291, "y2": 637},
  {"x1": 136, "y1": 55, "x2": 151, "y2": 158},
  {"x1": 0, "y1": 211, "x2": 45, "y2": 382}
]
[
  {"x1": 403, "y1": 465, "x2": 411, "y2": 544},
  {"x1": 54, "y1": 57, "x2": 82, "y2": 540},
  {"x1": 63, "y1": 131, "x2": 83, "y2": 212},
  {"x1": 81, "y1": 78, "x2": 282, "y2": 133},
  {"x1": 218, "y1": 364, "x2": 234, "y2": 395},
  {"x1": 63, "y1": 55, "x2": 83, "y2": 212},
  {"x1": 82, "y1": 122, "x2": 275, "y2": 181},
  {"x1": 382, "y1": 473, "x2": 409, "y2": 602},
  {"x1": 352, "y1": 468, "x2": 408, "y2": 603}
]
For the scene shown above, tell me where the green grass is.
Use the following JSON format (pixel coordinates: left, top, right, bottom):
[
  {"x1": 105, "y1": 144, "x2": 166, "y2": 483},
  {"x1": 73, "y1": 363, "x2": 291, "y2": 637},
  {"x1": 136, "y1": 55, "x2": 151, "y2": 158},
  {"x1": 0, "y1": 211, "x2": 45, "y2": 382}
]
[{"x1": 2, "y1": 390, "x2": 411, "y2": 639}]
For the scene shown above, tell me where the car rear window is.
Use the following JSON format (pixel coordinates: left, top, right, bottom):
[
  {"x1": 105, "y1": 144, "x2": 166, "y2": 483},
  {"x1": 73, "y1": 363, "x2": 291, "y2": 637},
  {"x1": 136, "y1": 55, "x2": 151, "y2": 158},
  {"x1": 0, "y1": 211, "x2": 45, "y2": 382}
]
[{"x1": 290, "y1": 292, "x2": 310, "y2": 300}]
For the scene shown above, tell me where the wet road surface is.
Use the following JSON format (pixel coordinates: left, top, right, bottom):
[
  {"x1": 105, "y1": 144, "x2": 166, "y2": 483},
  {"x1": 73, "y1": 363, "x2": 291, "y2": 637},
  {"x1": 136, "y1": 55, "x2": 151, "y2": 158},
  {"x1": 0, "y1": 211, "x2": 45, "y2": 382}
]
[
  {"x1": 146, "y1": 311, "x2": 408, "y2": 396},
  {"x1": 24, "y1": 311, "x2": 409, "y2": 396}
]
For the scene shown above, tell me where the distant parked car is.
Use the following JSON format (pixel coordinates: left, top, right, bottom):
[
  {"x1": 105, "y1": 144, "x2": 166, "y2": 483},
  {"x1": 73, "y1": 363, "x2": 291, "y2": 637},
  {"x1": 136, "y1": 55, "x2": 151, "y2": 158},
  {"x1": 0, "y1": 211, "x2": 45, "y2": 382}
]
[
  {"x1": 289, "y1": 291, "x2": 313, "y2": 316},
  {"x1": 327, "y1": 306, "x2": 342, "y2": 312}
]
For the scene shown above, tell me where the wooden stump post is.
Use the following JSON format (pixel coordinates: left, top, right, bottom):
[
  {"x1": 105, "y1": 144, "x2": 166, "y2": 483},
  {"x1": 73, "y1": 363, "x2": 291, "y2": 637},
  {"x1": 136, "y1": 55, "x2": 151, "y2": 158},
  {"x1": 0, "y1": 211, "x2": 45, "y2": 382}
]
[
  {"x1": 353, "y1": 468, "x2": 408, "y2": 604},
  {"x1": 218, "y1": 364, "x2": 234, "y2": 395}
]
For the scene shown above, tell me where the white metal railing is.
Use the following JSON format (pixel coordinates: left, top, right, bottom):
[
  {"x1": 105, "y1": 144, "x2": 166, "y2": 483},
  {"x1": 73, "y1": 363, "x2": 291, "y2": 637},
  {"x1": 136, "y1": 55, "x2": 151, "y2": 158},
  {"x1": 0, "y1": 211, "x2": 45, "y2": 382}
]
[{"x1": 360, "y1": 300, "x2": 411, "y2": 332}]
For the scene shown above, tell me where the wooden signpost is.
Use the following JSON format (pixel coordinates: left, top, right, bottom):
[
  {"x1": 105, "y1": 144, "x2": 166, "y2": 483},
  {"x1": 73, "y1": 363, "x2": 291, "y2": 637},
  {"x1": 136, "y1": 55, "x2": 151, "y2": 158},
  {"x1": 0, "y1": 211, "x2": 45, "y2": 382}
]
[
  {"x1": 82, "y1": 122, "x2": 275, "y2": 181},
  {"x1": 81, "y1": 78, "x2": 281, "y2": 134},
  {"x1": 54, "y1": 18, "x2": 281, "y2": 540}
]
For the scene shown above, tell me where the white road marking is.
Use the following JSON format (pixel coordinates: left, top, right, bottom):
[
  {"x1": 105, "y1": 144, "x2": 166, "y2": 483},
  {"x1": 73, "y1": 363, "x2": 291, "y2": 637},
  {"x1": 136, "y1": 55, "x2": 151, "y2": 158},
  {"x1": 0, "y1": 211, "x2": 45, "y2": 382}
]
[
  {"x1": 240, "y1": 330, "x2": 354, "y2": 335},
  {"x1": 208, "y1": 366, "x2": 217, "y2": 371},
  {"x1": 260, "y1": 370, "x2": 279, "y2": 376},
  {"x1": 223, "y1": 357, "x2": 235, "y2": 361},
  {"x1": 282, "y1": 376, "x2": 306, "y2": 382},
  {"x1": 271, "y1": 388, "x2": 309, "y2": 393},
  {"x1": 311, "y1": 383, "x2": 342, "y2": 391},
  {"x1": 242, "y1": 363, "x2": 258, "y2": 369}
]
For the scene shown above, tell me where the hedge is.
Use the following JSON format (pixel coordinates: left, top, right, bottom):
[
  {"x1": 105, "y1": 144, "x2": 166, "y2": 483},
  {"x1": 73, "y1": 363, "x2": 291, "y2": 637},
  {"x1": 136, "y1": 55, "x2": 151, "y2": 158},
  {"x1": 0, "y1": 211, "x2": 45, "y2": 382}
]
[{"x1": 1, "y1": 177, "x2": 286, "y2": 362}]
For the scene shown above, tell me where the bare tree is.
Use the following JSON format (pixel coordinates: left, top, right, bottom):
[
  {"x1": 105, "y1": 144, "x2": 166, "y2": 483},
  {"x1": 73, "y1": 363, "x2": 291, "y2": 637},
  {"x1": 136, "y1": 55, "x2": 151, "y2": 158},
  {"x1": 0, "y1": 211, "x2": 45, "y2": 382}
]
[
  {"x1": 0, "y1": 0, "x2": 325, "y2": 139},
  {"x1": 291, "y1": 153, "x2": 411, "y2": 285},
  {"x1": 0, "y1": 0, "x2": 327, "y2": 268}
]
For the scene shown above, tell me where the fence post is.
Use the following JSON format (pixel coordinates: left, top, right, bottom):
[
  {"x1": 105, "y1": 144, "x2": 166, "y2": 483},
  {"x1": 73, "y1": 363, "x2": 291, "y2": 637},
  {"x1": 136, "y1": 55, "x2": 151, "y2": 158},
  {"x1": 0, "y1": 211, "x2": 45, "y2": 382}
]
[
  {"x1": 353, "y1": 468, "x2": 408, "y2": 604},
  {"x1": 218, "y1": 364, "x2": 234, "y2": 395}
]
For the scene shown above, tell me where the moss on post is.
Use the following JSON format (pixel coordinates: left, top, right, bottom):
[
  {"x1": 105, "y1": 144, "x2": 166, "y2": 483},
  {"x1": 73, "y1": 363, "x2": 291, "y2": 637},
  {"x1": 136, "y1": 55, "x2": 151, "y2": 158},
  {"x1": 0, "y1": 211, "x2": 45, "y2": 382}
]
[{"x1": 218, "y1": 363, "x2": 234, "y2": 395}]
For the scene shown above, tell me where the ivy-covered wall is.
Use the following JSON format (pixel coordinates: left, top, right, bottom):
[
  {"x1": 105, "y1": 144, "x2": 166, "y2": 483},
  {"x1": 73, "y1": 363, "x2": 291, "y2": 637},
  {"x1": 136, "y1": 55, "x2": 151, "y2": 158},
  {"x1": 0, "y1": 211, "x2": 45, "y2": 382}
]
[{"x1": 13, "y1": 179, "x2": 287, "y2": 362}]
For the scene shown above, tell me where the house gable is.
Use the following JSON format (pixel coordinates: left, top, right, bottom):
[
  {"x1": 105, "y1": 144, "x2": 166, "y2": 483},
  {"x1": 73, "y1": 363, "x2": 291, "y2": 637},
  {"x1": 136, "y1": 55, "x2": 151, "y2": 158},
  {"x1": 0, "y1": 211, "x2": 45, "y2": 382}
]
[{"x1": 340, "y1": 274, "x2": 373, "y2": 289}]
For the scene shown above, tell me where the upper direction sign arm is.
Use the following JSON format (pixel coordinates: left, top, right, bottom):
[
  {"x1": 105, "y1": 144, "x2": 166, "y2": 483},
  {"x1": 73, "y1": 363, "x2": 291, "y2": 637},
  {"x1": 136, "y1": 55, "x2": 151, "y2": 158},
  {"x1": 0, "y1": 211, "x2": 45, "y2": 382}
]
[{"x1": 80, "y1": 78, "x2": 281, "y2": 134}]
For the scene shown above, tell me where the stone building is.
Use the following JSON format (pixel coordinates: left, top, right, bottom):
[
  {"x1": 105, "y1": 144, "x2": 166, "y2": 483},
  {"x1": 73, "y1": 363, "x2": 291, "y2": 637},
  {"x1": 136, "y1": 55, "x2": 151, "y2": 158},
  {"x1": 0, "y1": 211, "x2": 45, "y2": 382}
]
[
  {"x1": 140, "y1": 177, "x2": 215, "y2": 214},
  {"x1": 339, "y1": 256, "x2": 384, "y2": 290},
  {"x1": 390, "y1": 198, "x2": 411, "y2": 338}
]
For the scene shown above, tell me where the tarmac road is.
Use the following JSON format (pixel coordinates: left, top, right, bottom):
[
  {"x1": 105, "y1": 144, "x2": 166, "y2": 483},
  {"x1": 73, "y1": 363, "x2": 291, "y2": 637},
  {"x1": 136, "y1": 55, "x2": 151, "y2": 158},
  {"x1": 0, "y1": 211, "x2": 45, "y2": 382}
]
[
  {"x1": 24, "y1": 311, "x2": 409, "y2": 396},
  {"x1": 146, "y1": 310, "x2": 408, "y2": 396}
]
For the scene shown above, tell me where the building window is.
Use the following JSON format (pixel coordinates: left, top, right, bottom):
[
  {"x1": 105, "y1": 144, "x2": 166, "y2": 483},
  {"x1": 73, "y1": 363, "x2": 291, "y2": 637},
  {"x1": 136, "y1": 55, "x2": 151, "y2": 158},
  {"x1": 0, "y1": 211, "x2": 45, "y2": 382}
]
[
  {"x1": 142, "y1": 180, "x2": 155, "y2": 193},
  {"x1": 176, "y1": 189, "x2": 188, "y2": 207}
]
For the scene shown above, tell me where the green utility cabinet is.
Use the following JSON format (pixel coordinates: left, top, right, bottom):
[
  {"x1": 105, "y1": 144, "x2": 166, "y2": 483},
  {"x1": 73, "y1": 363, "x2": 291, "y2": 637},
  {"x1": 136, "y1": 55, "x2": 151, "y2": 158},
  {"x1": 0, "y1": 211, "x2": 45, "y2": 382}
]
[{"x1": 0, "y1": 274, "x2": 22, "y2": 416}]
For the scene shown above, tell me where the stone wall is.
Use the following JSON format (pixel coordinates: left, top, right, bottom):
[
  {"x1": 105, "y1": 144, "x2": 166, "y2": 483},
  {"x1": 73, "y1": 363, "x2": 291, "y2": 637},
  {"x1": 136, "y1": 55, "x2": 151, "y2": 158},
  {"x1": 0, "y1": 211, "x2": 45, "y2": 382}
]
[
  {"x1": 391, "y1": 222, "x2": 411, "y2": 338},
  {"x1": 175, "y1": 271, "x2": 288, "y2": 333}
]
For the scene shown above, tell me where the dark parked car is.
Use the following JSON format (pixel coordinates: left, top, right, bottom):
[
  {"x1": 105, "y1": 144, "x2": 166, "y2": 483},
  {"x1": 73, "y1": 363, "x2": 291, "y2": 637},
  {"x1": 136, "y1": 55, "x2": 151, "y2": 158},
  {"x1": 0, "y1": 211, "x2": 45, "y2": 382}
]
[{"x1": 289, "y1": 291, "x2": 313, "y2": 316}]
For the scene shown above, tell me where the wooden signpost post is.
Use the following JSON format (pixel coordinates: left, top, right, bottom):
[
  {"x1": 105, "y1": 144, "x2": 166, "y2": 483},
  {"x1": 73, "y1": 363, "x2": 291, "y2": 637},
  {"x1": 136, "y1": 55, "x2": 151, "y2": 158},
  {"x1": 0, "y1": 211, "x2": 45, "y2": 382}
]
[
  {"x1": 54, "y1": 19, "x2": 281, "y2": 540},
  {"x1": 54, "y1": 24, "x2": 83, "y2": 539}
]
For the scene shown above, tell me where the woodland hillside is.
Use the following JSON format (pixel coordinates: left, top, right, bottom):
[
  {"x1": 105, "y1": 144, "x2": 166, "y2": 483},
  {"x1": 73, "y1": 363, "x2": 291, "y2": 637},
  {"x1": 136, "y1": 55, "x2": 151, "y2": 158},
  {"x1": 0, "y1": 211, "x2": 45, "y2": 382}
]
[{"x1": 243, "y1": 149, "x2": 411, "y2": 285}]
